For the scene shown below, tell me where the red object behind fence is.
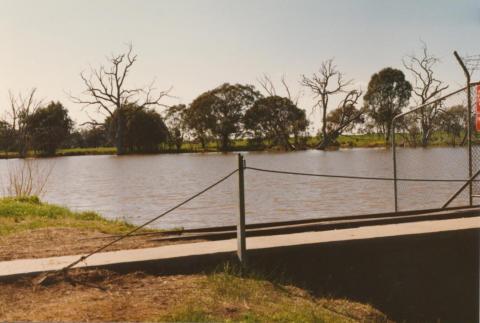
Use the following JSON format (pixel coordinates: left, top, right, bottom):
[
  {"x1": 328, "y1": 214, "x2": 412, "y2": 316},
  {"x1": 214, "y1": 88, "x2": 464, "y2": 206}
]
[{"x1": 476, "y1": 85, "x2": 480, "y2": 131}]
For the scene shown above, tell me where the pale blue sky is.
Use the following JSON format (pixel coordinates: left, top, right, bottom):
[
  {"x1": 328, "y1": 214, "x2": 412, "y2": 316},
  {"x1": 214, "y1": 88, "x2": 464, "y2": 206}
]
[{"x1": 1, "y1": 0, "x2": 479, "y2": 128}]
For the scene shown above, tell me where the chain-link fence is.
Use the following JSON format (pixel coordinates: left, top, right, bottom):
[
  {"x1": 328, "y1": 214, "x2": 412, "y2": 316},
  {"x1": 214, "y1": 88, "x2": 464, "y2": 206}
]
[{"x1": 392, "y1": 85, "x2": 476, "y2": 211}]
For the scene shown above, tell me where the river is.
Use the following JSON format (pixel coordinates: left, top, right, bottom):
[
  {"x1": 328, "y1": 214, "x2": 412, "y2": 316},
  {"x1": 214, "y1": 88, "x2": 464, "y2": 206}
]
[{"x1": 0, "y1": 147, "x2": 470, "y2": 229}]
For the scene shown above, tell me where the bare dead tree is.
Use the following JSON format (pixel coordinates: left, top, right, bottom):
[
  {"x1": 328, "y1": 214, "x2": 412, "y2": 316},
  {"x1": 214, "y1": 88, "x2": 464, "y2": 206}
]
[
  {"x1": 301, "y1": 59, "x2": 362, "y2": 149},
  {"x1": 8, "y1": 89, "x2": 42, "y2": 158},
  {"x1": 403, "y1": 42, "x2": 448, "y2": 146},
  {"x1": 71, "y1": 44, "x2": 171, "y2": 155},
  {"x1": 257, "y1": 74, "x2": 302, "y2": 105}
]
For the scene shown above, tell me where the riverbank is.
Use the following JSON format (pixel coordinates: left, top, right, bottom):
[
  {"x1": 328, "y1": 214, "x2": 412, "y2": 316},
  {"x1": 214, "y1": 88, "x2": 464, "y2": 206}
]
[
  {"x1": 0, "y1": 133, "x2": 470, "y2": 159},
  {"x1": 0, "y1": 198, "x2": 390, "y2": 322},
  {"x1": 0, "y1": 197, "x2": 177, "y2": 261}
]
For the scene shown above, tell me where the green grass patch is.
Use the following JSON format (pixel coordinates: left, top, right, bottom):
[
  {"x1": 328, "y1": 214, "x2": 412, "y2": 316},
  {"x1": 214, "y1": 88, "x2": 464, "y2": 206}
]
[
  {"x1": 0, "y1": 197, "x2": 137, "y2": 237},
  {"x1": 57, "y1": 147, "x2": 117, "y2": 156},
  {"x1": 158, "y1": 263, "x2": 388, "y2": 322}
]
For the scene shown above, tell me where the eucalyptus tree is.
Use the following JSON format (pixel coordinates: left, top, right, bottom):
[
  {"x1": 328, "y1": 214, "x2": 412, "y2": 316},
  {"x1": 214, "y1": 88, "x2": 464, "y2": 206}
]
[
  {"x1": 301, "y1": 59, "x2": 363, "y2": 149},
  {"x1": 322, "y1": 92, "x2": 364, "y2": 149},
  {"x1": 164, "y1": 104, "x2": 187, "y2": 152},
  {"x1": 436, "y1": 105, "x2": 467, "y2": 147},
  {"x1": 105, "y1": 104, "x2": 168, "y2": 153},
  {"x1": 7, "y1": 89, "x2": 42, "y2": 157},
  {"x1": 244, "y1": 96, "x2": 308, "y2": 150},
  {"x1": 186, "y1": 83, "x2": 261, "y2": 151},
  {"x1": 363, "y1": 67, "x2": 412, "y2": 144},
  {"x1": 72, "y1": 44, "x2": 171, "y2": 155},
  {"x1": 26, "y1": 101, "x2": 73, "y2": 156},
  {"x1": 403, "y1": 42, "x2": 448, "y2": 146}
]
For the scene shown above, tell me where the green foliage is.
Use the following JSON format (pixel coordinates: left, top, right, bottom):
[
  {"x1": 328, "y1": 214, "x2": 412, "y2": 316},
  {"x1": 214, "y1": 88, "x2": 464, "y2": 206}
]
[
  {"x1": 106, "y1": 104, "x2": 169, "y2": 153},
  {"x1": 321, "y1": 101, "x2": 364, "y2": 149},
  {"x1": 164, "y1": 104, "x2": 187, "y2": 152},
  {"x1": 81, "y1": 126, "x2": 108, "y2": 147},
  {"x1": 364, "y1": 67, "x2": 412, "y2": 143},
  {"x1": 0, "y1": 121, "x2": 14, "y2": 153},
  {"x1": 185, "y1": 83, "x2": 261, "y2": 151},
  {"x1": 244, "y1": 96, "x2": 308, "y2": 150},
  {"x1": 436, "y1": 105, "x2": 467, "y2": 146},
  {"x1": 63, "y1": 126, "x2": 109, "y2": 149},
  {"x1": 26, "y1": 101, "x2": 73, "y2": 156}
]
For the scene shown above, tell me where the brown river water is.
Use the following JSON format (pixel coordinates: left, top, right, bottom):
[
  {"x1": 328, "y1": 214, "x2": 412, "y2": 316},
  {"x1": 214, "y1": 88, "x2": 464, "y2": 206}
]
[{"x1": 0, "y1": 147, "x2": 470, "y2": 229}]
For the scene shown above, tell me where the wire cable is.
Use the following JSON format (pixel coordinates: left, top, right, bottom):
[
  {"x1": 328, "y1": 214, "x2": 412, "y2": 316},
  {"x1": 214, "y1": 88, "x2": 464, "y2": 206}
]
[
  {"x1": 246, "y1": 166, "x2": 473, "y2": 182},
  {"x1": 59, "y1": 168, "x2": 239, "y2": 272}
]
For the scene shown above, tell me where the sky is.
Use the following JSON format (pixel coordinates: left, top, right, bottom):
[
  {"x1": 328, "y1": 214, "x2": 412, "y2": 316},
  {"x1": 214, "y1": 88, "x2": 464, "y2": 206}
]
[{"x1": 1, "y1": 0, "x2": 479, "y2": 130}]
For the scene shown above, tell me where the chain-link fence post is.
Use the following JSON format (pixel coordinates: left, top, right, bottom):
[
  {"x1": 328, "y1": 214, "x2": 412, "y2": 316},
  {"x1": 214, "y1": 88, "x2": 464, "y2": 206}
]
[{"x1": 454, "y1": 51, "x2": 473, "y2": 206}]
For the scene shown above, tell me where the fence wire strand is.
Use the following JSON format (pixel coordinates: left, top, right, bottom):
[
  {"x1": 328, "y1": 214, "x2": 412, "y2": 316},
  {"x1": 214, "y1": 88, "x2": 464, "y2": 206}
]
[
  {"x1": 59, "y1": 168, "x2": 239, "y2": 272},
  {"x1": 394, "y1": 85, "x2": 474, "y2": 210},
  {"x1": 246, "y1": 166, "x2": 473, "y2": 182}
]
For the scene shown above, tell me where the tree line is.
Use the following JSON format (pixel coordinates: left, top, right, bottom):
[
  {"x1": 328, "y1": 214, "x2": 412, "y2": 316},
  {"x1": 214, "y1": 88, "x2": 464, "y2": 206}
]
[{"x1": 1, "y1": 43, "x2": 470, "y2": 157}]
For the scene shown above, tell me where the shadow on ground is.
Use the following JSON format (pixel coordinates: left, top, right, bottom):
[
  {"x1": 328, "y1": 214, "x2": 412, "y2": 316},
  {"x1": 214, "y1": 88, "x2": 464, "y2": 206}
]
[{"x1": 123, "y1": 228, "x2": 479, "y2": 322}]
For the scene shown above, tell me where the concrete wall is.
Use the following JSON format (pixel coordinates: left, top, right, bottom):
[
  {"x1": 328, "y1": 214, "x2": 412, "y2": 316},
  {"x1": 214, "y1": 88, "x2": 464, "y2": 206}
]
[
  {"x1": 250, "y1": 229, "x2": 480, "y2": 323},
  {"x1": 113, "y1": 228, "x2": 479, "y2": 322}
]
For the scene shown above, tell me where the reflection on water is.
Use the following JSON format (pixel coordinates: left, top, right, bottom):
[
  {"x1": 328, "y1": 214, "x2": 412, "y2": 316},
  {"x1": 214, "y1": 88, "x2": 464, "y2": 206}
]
[{"x1": 0, "y1": 148, "x2": 470, "y2": 229}]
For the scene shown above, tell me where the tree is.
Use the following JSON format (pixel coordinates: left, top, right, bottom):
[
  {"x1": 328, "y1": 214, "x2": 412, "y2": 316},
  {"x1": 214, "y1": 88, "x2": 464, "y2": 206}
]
[
  {"x1": 26, "y1": 102, "x2": 73, "y2": 156},
  {"x1": 82, "y1": 126, "x2": 109, "y2": 148},
  {"x1": 397, "y1": 113, "x2": 422, "y2": 147},
  {"x1": 164, "y1": 104, "x2": 187, "y2": 152},
  {"x1": 256, "y1": 74, "x2": 307, "y2": 146},
  {"x1": 244, "y1": 96, "x2": 308, "y2": 150},
  {"x1": 403, "y1": 42, "x2": 448, "y2": 146},
  {"x1": 301, "y1": 59, "x2": 363, "y2": 149},
  {"x1": 323, "y1": 92, "x2": 364, "y2": 149},
  {"x1": 0, "y1": 121, "x2": 12, "y2": 153},
  {"x1": 257, "y1": 74, "x2": 302, "y2": 105},
  {"x1": 105, "y1": 104, "x2": 168, "y2": 153},
  {"x1": 186, "y1": 83, "x2": 261, "y2": 151},
  {"x1": 436, "y1": 105, "x2": 467, "y2": 146},
  {"x1": 183, "y1": 95, "x2": 214, "y2": 150},
  {"x1": 363, "y1": 67, "x2": 412, "y2": 144},
  {"x1": 72, "y1": 44, "x2": 170, "y2": 155},
  {"x1": 62, "y1": 130, "x2": 84, "y2": 148},
  {"x1": 7, "y1": 89, "x2": 42, "y2": 157}
]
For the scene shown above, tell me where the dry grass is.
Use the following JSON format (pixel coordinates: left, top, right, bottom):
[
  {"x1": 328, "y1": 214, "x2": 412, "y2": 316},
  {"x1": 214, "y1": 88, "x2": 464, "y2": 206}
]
[
  {"x1": 0, "y1": 268, "x2": 390, "y2": 322},
  {"x1": 0, "y1": 227, "x2": 196, "y2": 261}
]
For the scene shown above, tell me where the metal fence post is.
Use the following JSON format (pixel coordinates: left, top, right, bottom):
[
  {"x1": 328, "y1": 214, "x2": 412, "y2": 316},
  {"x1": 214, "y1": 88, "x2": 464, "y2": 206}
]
[
  {"x1": 237, "y1": 154, "x2": 247, "y2": 265},
  {"x1": 454, "y1": 51, "x2": 473, "y2": 206},
  {"x1": 392, "y1": 119, "x2": 398, "y2": 213}
]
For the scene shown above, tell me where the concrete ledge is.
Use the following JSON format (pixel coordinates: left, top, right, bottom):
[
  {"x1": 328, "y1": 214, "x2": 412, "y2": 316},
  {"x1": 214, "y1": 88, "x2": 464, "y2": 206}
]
[{"x1": 1, "y1": 216, "x2": 479, "y2": 279}]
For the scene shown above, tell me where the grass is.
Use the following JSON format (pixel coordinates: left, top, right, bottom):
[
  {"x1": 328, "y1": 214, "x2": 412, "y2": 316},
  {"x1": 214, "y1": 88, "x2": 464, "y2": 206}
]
[
  {"x1": 0, "y1": 196, "x2": 137, "y2": 237},
  {"x1": 334, "y1": 134, "x2": 387, "y2": 148},
  {"x1": 57, "y1": 147, "x2": 117, "y2": 156},
  {"x1": 158, "y1": 263, "x2": 388, "y2": 322}
]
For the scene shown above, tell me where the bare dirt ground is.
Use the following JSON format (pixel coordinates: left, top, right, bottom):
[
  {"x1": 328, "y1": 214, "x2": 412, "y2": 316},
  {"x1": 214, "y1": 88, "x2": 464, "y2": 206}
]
[{"x1": 0, "y1": 227, "x2": 199, "y2": 261}]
